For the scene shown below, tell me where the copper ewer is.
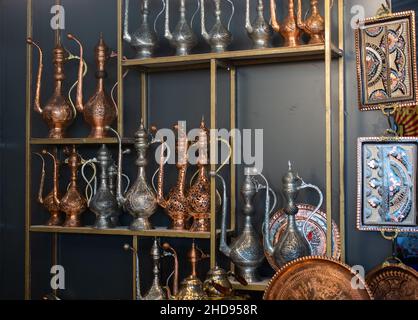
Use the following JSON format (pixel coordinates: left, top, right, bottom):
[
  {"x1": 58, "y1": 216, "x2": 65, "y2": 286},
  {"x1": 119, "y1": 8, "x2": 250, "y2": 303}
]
[
  {"x1": 270, "y1": 0, "x2": 303, "y2": 47},
  {"x1": 297, "y1": 0, "x2": 325, "y2": 44},
  {"x1": 156, "y1": 124, "x2": 190, "y2": 230},
  {"x1": 34, "y1": 149, "x2": 63, "y2": 226},
  {"x1": 68, "y1": 34, "x2": 117, "y2": 138},
  {"x1": 27, "y1": 38, "x2": 77, "y2": 138},
  {"x1": 58, "y1": 145, "x2": 87, "y2": 227}
]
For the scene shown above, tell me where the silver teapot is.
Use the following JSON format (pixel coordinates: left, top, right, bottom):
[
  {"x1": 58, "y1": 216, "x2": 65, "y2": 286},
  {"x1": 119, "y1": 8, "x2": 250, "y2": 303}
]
[
  {"x1": 245, "y1": 0, "x2": 272, "y2": 49},
  {"x1": 164, "y1": 0, "x2": 200, "y2": 56},
  {"x1": 201, "y1": 0, "x2": 235, "y2": 53},
  {"x1": 219, "y1": 167, "x2": 276, "y2": 283},
  {"x1": 110, "y1": 122, "x2": 159, "y2": 231},
  {"x1": 263, "y1": 162, "x2": 323, "y2": 268},
  {"x1": 123, "y1": 0, "x2": 165, "y2": 59}
]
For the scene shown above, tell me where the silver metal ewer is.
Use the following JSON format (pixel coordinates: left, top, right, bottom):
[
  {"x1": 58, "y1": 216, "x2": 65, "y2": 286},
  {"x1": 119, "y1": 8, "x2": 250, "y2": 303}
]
[
  {"x1": 264, "y1": 162, "x2": 323, "y2": 268},
  {"x1": 201, "y1": 0, "x2": 235, "y2": 53},
  {"x1": 164, "y1": 0, "x2": 200, "y2": 56},
  {"x1": 124, "y1": 238, "x2": 168, "y2": 300},
  {"x1": 219, "y1": 167, "x2": 277, "y2": 283},
  {"x1": 111, "y1": 122, "x2": 159, "y2": 231},
  {"x1": 84, "y1": 145, "x2": 120, "y2": 229},
  {"x1": 245, "y1": 0, "x2": 272, "y2": 49},
  {"x1": 123, "y1": 0, "x2": 165, "y2": 59}
]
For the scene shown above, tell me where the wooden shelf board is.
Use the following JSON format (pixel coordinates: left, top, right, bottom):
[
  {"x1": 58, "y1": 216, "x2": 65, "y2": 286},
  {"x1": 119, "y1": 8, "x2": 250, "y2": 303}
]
[
  {"x1": 122, "y1": 45, "x2": 343, "y2": 71},
  {"x1": 231, "y1": 279, "x2": 269, "y2": 292},
  {"x1": 30, "y1": 138, "x2": 134, "y2": 145},
  {"x1": 29, "y1": 225, "x2": 211, "y2": 238}
]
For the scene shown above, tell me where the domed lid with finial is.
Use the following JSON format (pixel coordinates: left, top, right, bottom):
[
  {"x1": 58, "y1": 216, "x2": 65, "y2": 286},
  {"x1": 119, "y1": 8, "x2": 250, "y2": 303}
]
[
  {"x1": 134, "y1": 119, "x2": 149, "y2": 151},
  {"x1": 282, "y1": 161, "x2": 300, "y2": 188}
]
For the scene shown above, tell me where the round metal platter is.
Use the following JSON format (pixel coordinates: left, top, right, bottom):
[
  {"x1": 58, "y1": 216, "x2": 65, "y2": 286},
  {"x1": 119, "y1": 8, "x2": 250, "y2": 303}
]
[
  {"x1": 266, "y1": 204, "x2": 341, "y2": 270},
  {"x1": 366, "y1": 262, "x2": 418, "y2": 300},
  {"x1": 263, "y1": 256, "x2": 373, "y2": 300}
]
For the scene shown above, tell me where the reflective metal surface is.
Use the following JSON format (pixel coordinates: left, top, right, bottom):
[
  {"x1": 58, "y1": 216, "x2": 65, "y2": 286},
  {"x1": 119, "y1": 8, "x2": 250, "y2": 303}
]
[
  {"x1": 264, "y1": 256, "x2": 373, "y2": 300},
  {"x1": 176, "y1": 242, "x2": 209, "y2": 300},
  {"x1": 59, "y1": 146, "x2": 87, "y2": 227},
  {"x1": 366, "y1": 260, "x2": 418, "y2": 300},
  {"x1": 165, "y1": 0, "x2": 199, "y2": 56},
  {"x1": 27, "y1": 38, "x2": 75, "y2": 138},
  {"x1": 266, "y1": 203, "x2": 341, "y2": 270},
  {"x1": 220, "y1": 167, "x2": 275, "y2": 283},
  {"x1": 88, "y1": 145, "x2": 119, "y2": 229},
  {"x1": 201, "y1": 0, "x2": 234, "y2": 53},
  {"x1": 245, "y1": 0, "x2": 271, "y2": 49},
  {"x1": 35, "y1": 150, "x2": 63, "y2": 226},
  {"x1": 68, "y1": 34, "x2": 117, "y2": 138},
  {"x1": 156, "y1": 124, "x2": 190, "y2": 230},
  {"x1": 124, "y1": 0, "x2": 162, "y2": 59},
  {"x1": 114, "y1": 123, "x2": 158, "y2": 230},
  {"x1": 203, "y1": 265, "x2": 247, "y2": 298},
  {"x1": 124, "y1": 239, "x2": 168, "y2": 300},
  {"x1": 264, "y1": 162, "x2": 323, "y2": 268},
  {"x1": 270, "y1": 0, "x2": 303, "y2": 47},
  {"x1": 297, "y1": 0, "x2": 324, "y2": 44}
]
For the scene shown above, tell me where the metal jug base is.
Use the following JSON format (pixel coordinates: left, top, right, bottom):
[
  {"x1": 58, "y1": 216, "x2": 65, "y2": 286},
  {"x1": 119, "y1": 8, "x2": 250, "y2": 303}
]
[
  {"x1": 46, "y1": 212, "x2": 63, "y2": 226},
  {"x1": 88, "y1": 126, "x2": 109, "y2": 139},
  {"x1": 48, "y1": 127, "x2": 65, "y2": 139},
  {"x1": 129, "y1": 217, "x2": 153, "y2": 231},
  {"x1": 93, "y1": 216, "x2": 115, "y2": 229},
  {"x1": 235, "y1": 266, "x2": 261, "y2": 284},
  {"x1": 133, "y1": 49, "x2": 153, "y2": 60},
  {"x1": 170, "y1": 218, "x2": 189, "y2": 231},
  {"x1": 63, "y1": 214, "x2": 82, "y2": 228},
  {"x1": 189, "y1": 216, "x2": 210, "y2": 232}
]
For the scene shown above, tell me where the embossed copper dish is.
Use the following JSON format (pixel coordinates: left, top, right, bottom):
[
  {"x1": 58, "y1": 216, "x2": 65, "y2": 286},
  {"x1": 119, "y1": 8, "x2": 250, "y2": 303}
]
[
  {"x1": 366, "y1": 261, "x2": 418, "y2": 300},
  {"x1": 263, "y1": 256, "x2": 373, "y2": 300},
  {"x1": 266, "y1": 204, "x2": 341, "y2": 270}
]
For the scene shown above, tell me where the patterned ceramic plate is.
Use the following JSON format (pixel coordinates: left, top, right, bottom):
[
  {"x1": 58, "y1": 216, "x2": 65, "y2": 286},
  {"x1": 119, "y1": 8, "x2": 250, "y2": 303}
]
[{"x1": 266, "y1": 204, "x2": 341, "y2": 270}]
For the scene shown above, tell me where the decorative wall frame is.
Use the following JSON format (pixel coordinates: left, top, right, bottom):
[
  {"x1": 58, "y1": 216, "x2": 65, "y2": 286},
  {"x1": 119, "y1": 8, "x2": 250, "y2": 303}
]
[
  {"x1": 357, "y1": 137, "x2": 418, "y2": 232},
  {"x1": 355, "y1": 11, "x2": 417, "y2": 111}
]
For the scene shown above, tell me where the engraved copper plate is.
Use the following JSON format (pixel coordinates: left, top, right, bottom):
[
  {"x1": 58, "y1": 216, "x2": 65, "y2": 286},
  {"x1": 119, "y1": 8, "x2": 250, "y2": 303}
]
[
  {"x1": 366, "y1": 263, "x2": 418, "y2": 300},
  {"x1": 266, "y1": 204, "x2": 341, "y2": 270},
  {"x1": 263, "y1": 256, "x2": 373, "y2": 300}
]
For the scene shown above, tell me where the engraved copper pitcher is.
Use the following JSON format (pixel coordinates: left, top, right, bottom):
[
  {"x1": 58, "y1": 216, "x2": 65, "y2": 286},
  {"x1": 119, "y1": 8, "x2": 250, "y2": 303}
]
[
  {"x1": 201, "y1": 0, "x2": 235, "y2": 53},
  {"x1": 68, "y1": 34, "x2": 118, "y2": 138},
  {"x1": 297, "y1": 0, "x2": 325, "y2": 44},
  {"x1": 270, "y1": 0, "x2": 303, "y2": 47},
  {"x1": 245, "y1": 0, "x2": 272, "y2": 49},
  {"x1": 123, "y1": 0, "x2": 164, "y2": 59},
  {"x1": 58, "y1": 146, "x2": 87, "y2": 227},
  {"x1": 124, "y1": 239, "x2": 168, "y2": 300},
  {"x1": 155, "y1": 124, "x2": 190, "y2": 230},
  {"x1": 176, "y1": 241, "x2": 209, "y2": 300},
  {"x1": 263, "y1": 162, "x2": 323, "y2": 268},
  {"x1": 27, "y1": 38, "x2": 77, "y2": 138},
  {"x1": 203, "y1": 265, "x2": 248, "y2": 298},
  {"x1": 164, "y1": 0, "x2": 200, "y2": 56},
  {"x1": 34, "y1": 149, "x2": 63, "y2": 226}
]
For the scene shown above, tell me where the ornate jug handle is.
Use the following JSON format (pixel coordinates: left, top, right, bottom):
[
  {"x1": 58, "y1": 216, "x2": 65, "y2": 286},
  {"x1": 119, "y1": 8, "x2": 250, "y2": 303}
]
[
  {"x1": 190, "y1": 0, "x2": 201, "y2": 29},
  {"x1": 33, "y1": 152, "x2": 46, "y2": 204},
  {"x1": 151, "y1": 141, "x2": 172, "y2": 194},
  {"x1": 81, "y1": 159, "x2": 97, "y2": 206},
  {"x1": 111, "y1": 69, "x2": 129, "y2": 118},
  {"x1": 122, "y1": 173, "x2": 131, "y2": 193},
  {"x1": 225, "y1": 0, "x2": 235, "y2": 31},
  {"x1": 297, "y1": 179, "x2": 324, "y2": 251},
  {"x1": 189, "y1": 137, "x2": 231, "y2": 186},
  {"x1": 66, "y1": 50, "x2": 88, "y2": 120},
  {"x1": 154, "y1": 0, "x2": 166, "y2": 33}
]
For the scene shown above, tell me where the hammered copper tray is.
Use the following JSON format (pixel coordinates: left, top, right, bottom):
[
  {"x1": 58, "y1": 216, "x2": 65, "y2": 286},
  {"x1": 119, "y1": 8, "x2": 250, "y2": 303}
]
[
  {"x1": 366, "y1": 262, "x2": 418, "y2": 300},
  {"x1": 266, "y1": 204, "x2": 341, "y2": 270},
  {"x1": 263, "y1": 256, "x2": 373, "y2": 300}
]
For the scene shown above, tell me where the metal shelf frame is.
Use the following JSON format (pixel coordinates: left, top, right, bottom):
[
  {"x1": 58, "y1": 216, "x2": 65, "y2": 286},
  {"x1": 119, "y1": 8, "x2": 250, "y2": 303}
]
[{"x1": 25, "y1": 0, "x2": 345, "y2": 298}]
